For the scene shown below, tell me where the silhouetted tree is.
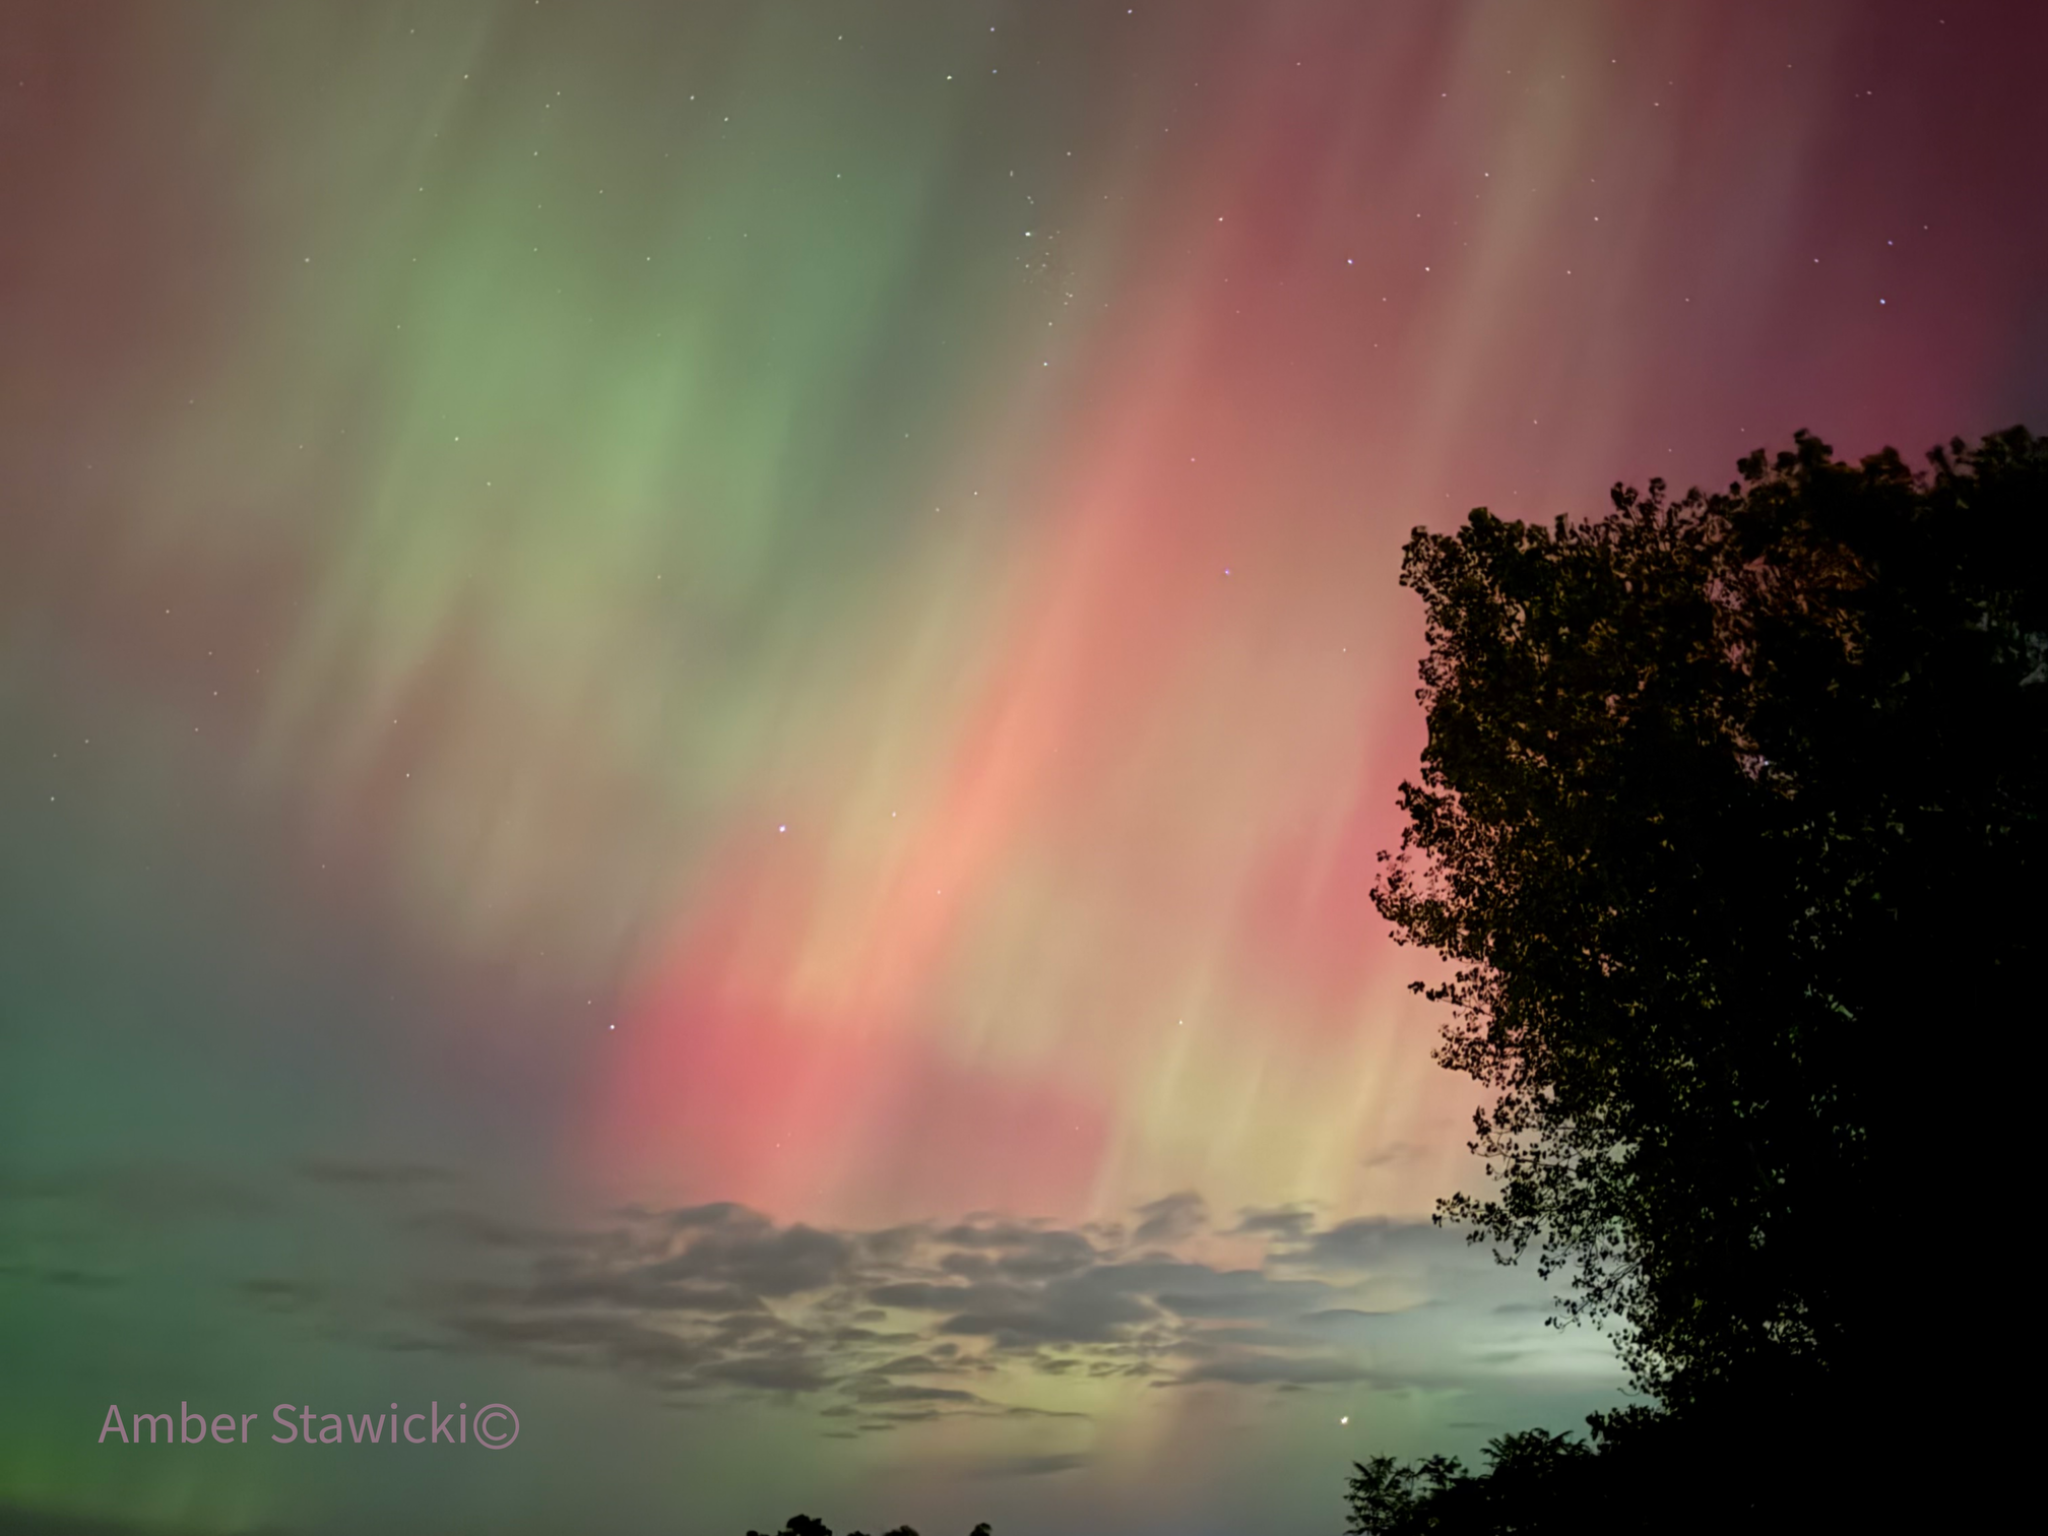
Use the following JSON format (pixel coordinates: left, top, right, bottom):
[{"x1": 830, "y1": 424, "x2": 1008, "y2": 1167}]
[
  {"x1": 747, "y1": 1518, "x2": 832, "y2": 1536},
  {"x1": 1344, "y1": 1451, "x2": 1462, "y2": 1534},
  {"x1": 1347, "y1": 1431, "x2": 1595, "y2": 1535},
  {"x1": 1368, "y1": 426, "x2": 2043, "y2": 1527},
  {"x1": 749, "y1": 1520, "x2": 987, "y2": 1536}
]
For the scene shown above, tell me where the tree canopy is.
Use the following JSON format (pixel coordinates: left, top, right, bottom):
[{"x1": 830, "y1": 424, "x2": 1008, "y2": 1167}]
[
  {"x1": 1345, "y1": 1429, "x2": 1590, "y2": 1535},
  {"x1": 1364, "y1": 426, "x2": 2043, "y2": 1524}
]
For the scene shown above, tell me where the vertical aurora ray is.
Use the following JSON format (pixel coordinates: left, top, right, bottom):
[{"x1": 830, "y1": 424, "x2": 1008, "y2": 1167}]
[{"x1": 3, "y1": 3, "x2": 2044, "y2": 1532}]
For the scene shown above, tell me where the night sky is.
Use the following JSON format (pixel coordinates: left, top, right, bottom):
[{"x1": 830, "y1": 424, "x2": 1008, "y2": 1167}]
[{"x1": 2, "y1": 3, "x2": 2043, "y2": 1533}]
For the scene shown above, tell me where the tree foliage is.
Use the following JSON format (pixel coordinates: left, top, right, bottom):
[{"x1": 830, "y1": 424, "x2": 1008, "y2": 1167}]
[
  {"x1": 1353, "y1": 428, "x2": 2041, "y2": 1531},
  {"x1": 1346, "y1": 1430, "x2": 1593, "y2": 1535},
  {"x1": 1373, "y1": 426, "x2": 2044, "y2": 1407}
]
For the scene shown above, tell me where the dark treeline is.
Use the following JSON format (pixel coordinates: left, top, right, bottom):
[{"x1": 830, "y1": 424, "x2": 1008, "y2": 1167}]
[
  {"x1": 745, "y1": 1519, "x2": 991, "y2": 1536},
  {"x1": 1356, "y1": 427, "x2": 2043, "y2": 1532}
]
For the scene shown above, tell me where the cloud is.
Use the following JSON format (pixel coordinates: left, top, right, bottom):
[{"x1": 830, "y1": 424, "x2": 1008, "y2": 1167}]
[
  {"x1": 1360, "y1": 1142, "x2": 1425, "y2": 1170},
  {"x1": 1228, "y1": 1204, "x2": 1317, "y2": 1241},
  {"x1": 384, "y1": 1203, "x2": 1390, "y2": 1409},
  {"x1": 14, "y1": 1159, "x2": 1601, "y2": 1421},
  {"x1": 844, "y1": 1383, "x2": 982, "y2": 1406},
  {"x1": 931, "y1": 1225, "x2": 1098, "y2": 1281},
  {"x1": 958, "y1": 1451, "x2": 1092, "y2": 1479},
  {"x1": 704, "y1": 1355, "x2": 833, "y2": 1392},
  {"x1": 386, "y1": 1201, "x2": 1557, "y2": 1409},
  {"x1": 1287, "y1": 1216, "x2": 1408, "y2": 1268},
  {"x1": 1162, "y1": 1354, "x2": 1375, "y2": 1386},
  {"x1": 401, "y1": 1209, "x2": 574, "y2": 1251},
  {"x1": 391, "y1": 1212, "x2": 1318, "y2": 1417},
  {"x1": 0, "y1": 1164, "x2": 271, "y2": 1220},
  {"x1": 867, "y1": 1353, "x2": 959, "y2": 1377},
  {"x1": 526, "y1": 1272, "x2": 768, "y2": 1314},
  {"x1": 241, "y1": 1277, "x2": 321, "y2": 1311},
  {"x1": 642, "y1": 1220, "x2": 851, "y2": 1297},
  {"x1": 1131, "y1": 1191, "x2": 1208, "y2": 1245},
  {"x1": 0, "y1": 1262, "x2": 122, "y2": 1289}
]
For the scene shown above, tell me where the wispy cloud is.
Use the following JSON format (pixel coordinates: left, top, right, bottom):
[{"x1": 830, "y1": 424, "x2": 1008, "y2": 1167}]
[
  {"x1": 343, "y1": 1192, "x2": 1584, "y2": 1418},
  {"x1": 4, "y1": 1159, "x2": 1611, "y2": 1424}
]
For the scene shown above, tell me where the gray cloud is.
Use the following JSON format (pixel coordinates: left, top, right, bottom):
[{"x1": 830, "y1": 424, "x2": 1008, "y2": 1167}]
[
  {"x1": 373, "y1": 1201, "x2": 1406, "y2": 1414},
  {"x1": 845, "y1": 1383, "x2": 982, "y2": 1406},
  {"x1": 0, "y1": 1163, "x2": 272, "y2": 1220},
  {"x1": 0, "y1": 1262, "x2": 123, "y2": 1289},
  {"x1": 1228, "y1": 1204, "x2": 1317, "y2": 1241},
  {"x1": 1360, "y1": 1142, "x2": 1425, "y2": 1170},
  {"x1": 704, "y1": 1355, "x2": 833, "y2": 1392},
  {"x1": 1131, "y1": 1190, "x2": 1208, "y2": 1245},
  {"x1": 240, "y1": 1277, "x2": 321, "y2": 1311},
  {"x1": 641, "y1": 1218, "x2": 851, "y2": 1297},
  {"x1": 1289, "y1": 1215, "x2": 1408, "y2": 1267},
  {"x1": 402, "y1": 1209, "x2": 577, "y2": 1252},
  {"x1": 13, "y1": 1158, "x2": 1595, "y2": 1425},
  {"x1": 958, "y1": 1451, "x2": 1092, "y2": 1479},
  {"x1": 387, "y1": 1199, "x2": 1555, "y2": 1413},
  {"x1": 930, "y1": 1224, "x2": 1098, "y2": 1280},
  {"x1": 1162, "y1": 1354, "x2": 1375, "y2": 1386}
]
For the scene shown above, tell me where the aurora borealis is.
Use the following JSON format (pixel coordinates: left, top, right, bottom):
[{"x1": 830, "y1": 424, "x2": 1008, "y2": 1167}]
[{"x1": 3, "y1": 2, "x2": 2044, "y2": 1532}]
